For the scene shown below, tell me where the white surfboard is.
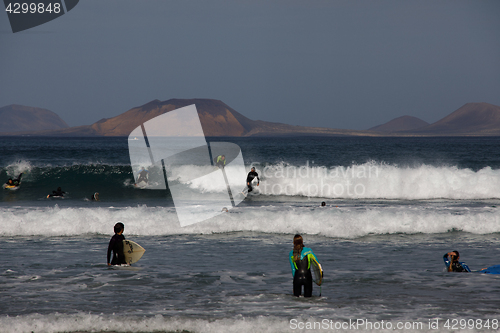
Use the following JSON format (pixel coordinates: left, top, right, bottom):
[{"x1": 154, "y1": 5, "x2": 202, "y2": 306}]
[
  {"x1": 310, "y1": 257, "x2": 323, "y2": 286},
  {"x1": 123, "y1": 240, "x2": 145, "y2": 265}
]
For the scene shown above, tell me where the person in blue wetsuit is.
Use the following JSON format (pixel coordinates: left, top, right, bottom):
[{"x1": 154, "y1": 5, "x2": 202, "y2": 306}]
[
  {"x1": 107, "y1": 222, "x2": 127, "y2": 266},
  {"x1": 443, "y1": 251, "x2": 471, "y2": 272},
  {"x1": 289, "y1": 234, "x2": 320, "y2": 297}
]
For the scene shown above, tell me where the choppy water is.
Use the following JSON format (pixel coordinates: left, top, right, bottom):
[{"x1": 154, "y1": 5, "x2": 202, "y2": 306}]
[{"x1": 1, "y1": 136, "x2": 500, "y2": 332}]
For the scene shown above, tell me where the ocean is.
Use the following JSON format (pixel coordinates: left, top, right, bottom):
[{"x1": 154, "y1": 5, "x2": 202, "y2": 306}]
[{"x1": 1, "y1": 136, "x2": 500, "y2": 333}]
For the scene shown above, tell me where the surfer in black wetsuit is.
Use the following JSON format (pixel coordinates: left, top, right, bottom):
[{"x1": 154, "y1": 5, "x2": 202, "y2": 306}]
[
  {"x1": 246, "y1": 167, "x2": 259, "y2": 193},
  {"x1": 289, "y1": 234, "x2": 321, "y2": 297},
  {"x1": 5, "y1": 173, "x2": 23, "y2": 187},
  {"x1": 136, "y1": 168, "x2": 149, "y2": 184},
  {"x1": 107, "y1": 222, "x2": 127, "y2": 266},
  {"x1": 47, "y1": 187, "x2": 65, "y2": 198}
]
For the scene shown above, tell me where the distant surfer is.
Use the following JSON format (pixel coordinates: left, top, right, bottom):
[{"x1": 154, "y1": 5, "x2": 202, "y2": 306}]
[
  {"x1": 246, "y1": 167, "x2": 260, "y2": 193},
  {"x1": 47, "y1": 187, "x2": 65, "y2": 198},
  {"x1": 289, "y1": 234, "x2": 321, "y2": 297},
  {"x1": 107, "y1": 222, "x2": 127, "y2": 266},
  {"x1": 4, "y1": 173, "x2": 23, "y2": 187},
  {"x1": 320, "y1": 202, "x2": 326, "y2": 207},
  {"x1": 215, "y1": 155, "x2": 226, "y2": 168},
  {"x1": 136, "y1": 168, "x2": 149, "y2": 184},
  {"x1": 443, "y1": 251, "x2": 471, "y2": 272}
]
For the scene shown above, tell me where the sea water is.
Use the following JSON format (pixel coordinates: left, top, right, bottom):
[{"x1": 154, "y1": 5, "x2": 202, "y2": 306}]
[{"x1": 0, "y1": 136, "x2": 500, "y2": 333}]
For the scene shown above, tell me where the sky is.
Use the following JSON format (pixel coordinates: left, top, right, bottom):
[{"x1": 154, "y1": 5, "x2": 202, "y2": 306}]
[{"x1": 1, "y1": 0, "x2": 500, "y2": 130}]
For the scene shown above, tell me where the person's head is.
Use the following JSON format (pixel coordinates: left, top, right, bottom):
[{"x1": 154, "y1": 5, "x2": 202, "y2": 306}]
[
  {"x1": 114, "y1": 222, "x2": 124, "y2": 234},
  {"x1": 221, "y1": 155, "x2": 225, "y2": 160},
  {"x1": 293, "y1": 234, "x2": 304, "y2": 261},
  {"x1": 7, "y1": 179, "x2": 12, "y2": 184},
  {"x1": 293, "y1": 234, "x2": 303, "y2": 247},
  {"x1": 251, "y1": 167, "x2": 255, "y2": 172},
  {"x1": 94, "y1": 192, "x2": 99, "y2": 200},
  {"x1": 321, "y1": 202, "x2": 326, "y2": 207},
  {"x1": 222, "y1": 207, "x2": 228, "y2": 212},
  {"x1": 451, "y1": 250, "x2": 460, "y2": 261}
]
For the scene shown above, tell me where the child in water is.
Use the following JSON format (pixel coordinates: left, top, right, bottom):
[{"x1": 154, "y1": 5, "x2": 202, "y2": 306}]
[{"x1": 107, "y1": 222, "x2": 127, "y2": 266}]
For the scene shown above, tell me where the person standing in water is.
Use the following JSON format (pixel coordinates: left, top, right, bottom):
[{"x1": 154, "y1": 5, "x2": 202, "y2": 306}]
[
  {"x1": 107, "y1": 222, "x2": 127, "y2": 266},
  {"x1": 289, "y1": 234, "x2": 321, "y2": 297}
]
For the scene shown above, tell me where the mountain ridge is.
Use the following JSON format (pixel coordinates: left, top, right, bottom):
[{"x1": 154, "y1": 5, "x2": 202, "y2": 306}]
[
  {"x1": 0, "y1": 104, "x2": 69, "y2": 132},
  {"x1": 2, "y1": 100, "x2": 500, "y2": 137}
]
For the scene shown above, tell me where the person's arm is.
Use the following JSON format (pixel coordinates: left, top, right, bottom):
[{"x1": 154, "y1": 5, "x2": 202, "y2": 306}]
[
  {"x1": 107, "y1": 238, "x2": 114, "y2": 265},
  {"x1": 304, "y1": 247, "x2": 320, "y2": 266},
  {"x1": 256, "y1": 174, "x2": 260, "y2": 186},
  {"x1": 461, "y1": 262, "x2": 471, "y2": 272},
  {"x1": 289, "y1": 251, "x2": 296, "y2": 277},
  {"x1": 443, "y1": 253, "x2": 454, "y2": 272}
]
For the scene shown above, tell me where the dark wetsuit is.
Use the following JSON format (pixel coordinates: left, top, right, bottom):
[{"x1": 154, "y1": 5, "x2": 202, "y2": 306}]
[
  {"x1": 107, "y1": 234, "x2": 126, "y2": 265},
  {"x1": 293, "y1": 256, "x2": 313, "y2": 297},
  {"x1": 443, "y1": 253, "x2": 471, "y2": 272},
  {"x1": 6, "y1": 173, "x2": 23, "y2": 187},
  {"x1": 48, "y1": 188, "x2": 65, "y2": 197},
  {"x1": 246, "y1": 171, "x2": 259, "y2": 192},
  {"x1": 289, "y1": 247, "x2": 319, "y2": 297},
  {"x1": 137, "y1": 170, "x2": 148, "y2": 183}
]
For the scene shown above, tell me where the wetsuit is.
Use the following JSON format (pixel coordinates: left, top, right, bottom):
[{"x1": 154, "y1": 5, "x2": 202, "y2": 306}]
[
  {"x1": 107, "y1": 233, "x2": 126, "y2": 265},
  {"x1": 443, "y1": 253, "x2": 471, "y2": 272},
  {"x1": 215, "y1": 155, "x2": 226, "y2": 168},
  {"x1": 246, "y1": 171, "x2": 259, "y2": 192},
  {"x1": 5, "y1": 173, "x2": 23, "y2": 187},
  {"x1": 48, "y1": 188, "x2": 65, "y2": 197},
  {"x1": 137, "y1": 170, "x2": 149, "y2": 183},
  {"x1": 289, "y1": 247, "x2": 319, "y2": 297}
]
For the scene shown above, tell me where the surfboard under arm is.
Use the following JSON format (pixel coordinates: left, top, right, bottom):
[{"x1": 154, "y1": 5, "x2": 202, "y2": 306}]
[
  {"x1": 310, "y1": 256, "x2": 323, "y2": 286},
  {"x1": 123, "y1": 240, "x2": 146, "y2": 265}
]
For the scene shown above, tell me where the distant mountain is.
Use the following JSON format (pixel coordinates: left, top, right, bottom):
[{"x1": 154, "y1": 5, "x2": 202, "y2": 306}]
[
  {"x1": 16, "y1": 98, "x2": 372, "y2": 137},
  {"x1": 410, "y1": 103, "x2": 500, "y2": 135},
  {"x1": 4, "y1": 100, "x2": 500, "y2": 137},
  {"x1": 0, "y1": 104, "x2": 68, "y2": 132},
  {"x1": 369, "y1": 115, "x2": 429, "y2": 133}
]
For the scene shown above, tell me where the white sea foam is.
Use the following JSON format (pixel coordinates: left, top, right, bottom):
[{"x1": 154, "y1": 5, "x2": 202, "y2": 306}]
[
  {"x1": 3, "y1": 160, "x2": 33, "y2": 178},
  {"x1": 0, "y1": 204, "x2": 498, "y2": 238},
  {"x1": 0, "y1": 313, "x2": 441, "y2": 333},
  {"x1": 172, "y1": 162, "x2": 500, "y2": 200}
]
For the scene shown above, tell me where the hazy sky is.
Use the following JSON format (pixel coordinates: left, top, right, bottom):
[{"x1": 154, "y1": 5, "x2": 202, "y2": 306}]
[{"x1": 1, "y1": 0, "x2": 499, "y2": 130}]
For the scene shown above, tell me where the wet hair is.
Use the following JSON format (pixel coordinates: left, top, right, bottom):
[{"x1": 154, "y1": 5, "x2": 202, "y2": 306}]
[
  {"x1": 293, "y1": 234, "x2": 304, "y2": 262},
  {"x1": 321, "y1": 202, "x2": 326, "y2": 206},
  {"x1": 453, "y1": 250, "x2": 460, "y2": 258},
  {"x1": 114, "y1": 222, "x2": 124, "y2": 234}
]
